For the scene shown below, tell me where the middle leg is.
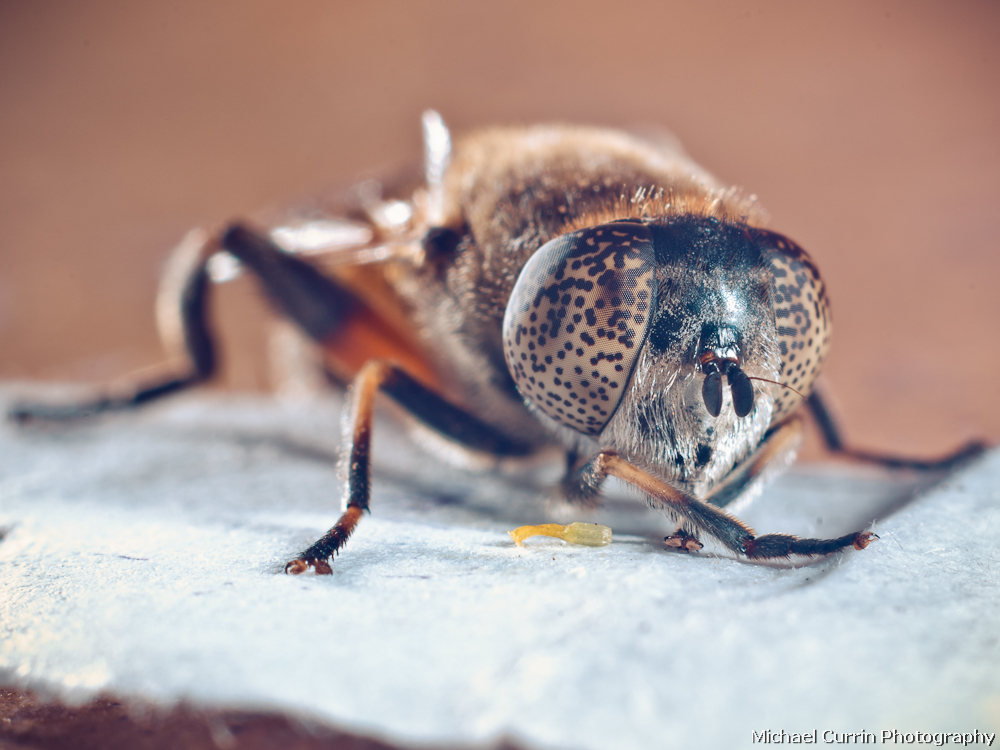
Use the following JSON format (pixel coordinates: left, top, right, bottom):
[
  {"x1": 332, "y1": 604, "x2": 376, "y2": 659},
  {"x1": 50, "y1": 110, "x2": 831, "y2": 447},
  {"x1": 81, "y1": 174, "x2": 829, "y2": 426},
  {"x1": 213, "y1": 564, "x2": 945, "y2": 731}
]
[{"x1": 285, "y1": 360, "x2": 536, "y2": 574}]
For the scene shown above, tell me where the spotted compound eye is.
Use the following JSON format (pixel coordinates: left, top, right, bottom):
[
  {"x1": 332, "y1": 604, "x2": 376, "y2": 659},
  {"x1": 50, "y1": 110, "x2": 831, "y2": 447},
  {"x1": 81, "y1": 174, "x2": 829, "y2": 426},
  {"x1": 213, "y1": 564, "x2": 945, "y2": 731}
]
[
  {"x1": 503, "y1": 222, "x2": 657, "y2": 436},
  {"x1": 756, "y1": 229, "x2": 833, "y2": 423}
]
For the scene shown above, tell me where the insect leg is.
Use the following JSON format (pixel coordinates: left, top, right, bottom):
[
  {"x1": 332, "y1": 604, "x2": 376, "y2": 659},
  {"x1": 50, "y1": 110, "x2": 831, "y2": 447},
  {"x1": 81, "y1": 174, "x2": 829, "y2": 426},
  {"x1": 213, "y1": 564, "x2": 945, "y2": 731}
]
[
  {"x1": 9, "y1": 221, "x2": 425, "y2": 423},
  {"x1": 807, "y1": 391, "x2": 986, "y2": 471},
  {"x1": 219, "y1": 223, "x2": 439, "y2": 387},
  {"x1": 559, "y1": 450, "x2": 605, "y2": 511},
  {"x1": 285, "y1": 360, "x2": 536, "y2": 574},
  {"x1": 565, "y1": 449, "x2": 877, "y2": 560},
  {"x1": 284, "y1": 360, "x2": 381, "y2": 575},
  {"x1": 219, "y1": 223, "x2": 355, "y2": 346},
  {"x1": 9, "y1": 230, "x2": 219, "y2": 423},
  {"x1": 660, "y1": 418, "x2": 809, "y2": 551}
]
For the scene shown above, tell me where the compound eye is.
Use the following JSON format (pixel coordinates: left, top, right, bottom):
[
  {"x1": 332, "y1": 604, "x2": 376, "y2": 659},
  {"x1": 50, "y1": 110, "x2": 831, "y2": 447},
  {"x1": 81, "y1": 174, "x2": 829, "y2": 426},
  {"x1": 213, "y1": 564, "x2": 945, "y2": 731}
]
[
  {"x1": 756, "y1": 230, "x2": 832, "y2": 423},
  {"x1": 503, "y1": 222, "x2": 657, "y2": 437},
  {"x1": 727, "y1": 367, "x2": 755, "y2": 418}
]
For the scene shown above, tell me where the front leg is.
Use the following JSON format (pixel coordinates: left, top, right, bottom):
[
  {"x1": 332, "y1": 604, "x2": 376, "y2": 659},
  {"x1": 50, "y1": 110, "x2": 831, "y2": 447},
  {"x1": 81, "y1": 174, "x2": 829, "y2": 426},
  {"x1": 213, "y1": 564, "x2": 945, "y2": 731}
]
[{"x1": 565, "y1": 450, "x2": 877, "y2": 560}]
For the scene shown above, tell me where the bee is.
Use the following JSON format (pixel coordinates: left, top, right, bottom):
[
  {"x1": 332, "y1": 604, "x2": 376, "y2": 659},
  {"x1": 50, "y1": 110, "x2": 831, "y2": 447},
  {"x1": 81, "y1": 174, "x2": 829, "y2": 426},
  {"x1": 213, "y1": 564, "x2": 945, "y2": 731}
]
[{"x1": 11, "y1": 112, "x2": 982, "y2": 574}]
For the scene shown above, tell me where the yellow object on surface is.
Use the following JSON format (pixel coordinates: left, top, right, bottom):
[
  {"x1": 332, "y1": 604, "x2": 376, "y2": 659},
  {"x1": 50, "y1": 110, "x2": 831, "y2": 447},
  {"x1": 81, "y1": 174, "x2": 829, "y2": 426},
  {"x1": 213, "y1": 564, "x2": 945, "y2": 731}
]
[{"x1": 508, "y1": 522, "x2": 612, "y2": 547}]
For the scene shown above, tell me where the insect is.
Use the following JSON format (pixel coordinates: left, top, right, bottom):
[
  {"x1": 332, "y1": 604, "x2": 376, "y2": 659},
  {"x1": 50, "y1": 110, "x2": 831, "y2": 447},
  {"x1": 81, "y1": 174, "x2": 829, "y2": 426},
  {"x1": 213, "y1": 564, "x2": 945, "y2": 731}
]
[{"x1": 12, "y1": 112, "x2": 983, "y2": 574}]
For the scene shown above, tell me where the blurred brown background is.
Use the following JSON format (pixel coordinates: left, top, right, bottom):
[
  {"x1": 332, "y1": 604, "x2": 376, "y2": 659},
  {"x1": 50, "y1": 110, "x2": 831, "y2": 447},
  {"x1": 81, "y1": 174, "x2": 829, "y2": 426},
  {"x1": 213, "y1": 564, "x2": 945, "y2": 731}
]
[{"x1": 1, "y1": 0, "x2": 997, "y2": 459}]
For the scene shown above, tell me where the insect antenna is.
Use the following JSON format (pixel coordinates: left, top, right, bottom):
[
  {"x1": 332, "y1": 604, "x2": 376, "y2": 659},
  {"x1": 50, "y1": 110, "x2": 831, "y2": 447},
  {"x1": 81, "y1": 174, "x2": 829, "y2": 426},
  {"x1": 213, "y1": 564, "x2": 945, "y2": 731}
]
[{"x1": 747, "y1": 376, "x2": 805, "y2": 398}]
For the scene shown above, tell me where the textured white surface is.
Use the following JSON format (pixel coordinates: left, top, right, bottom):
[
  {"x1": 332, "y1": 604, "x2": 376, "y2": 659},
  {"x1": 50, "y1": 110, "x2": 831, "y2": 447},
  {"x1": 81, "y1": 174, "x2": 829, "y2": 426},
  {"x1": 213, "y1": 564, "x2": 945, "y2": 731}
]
[{"x1": 1, "y1": 388, "x2": 998, "y2": 748}]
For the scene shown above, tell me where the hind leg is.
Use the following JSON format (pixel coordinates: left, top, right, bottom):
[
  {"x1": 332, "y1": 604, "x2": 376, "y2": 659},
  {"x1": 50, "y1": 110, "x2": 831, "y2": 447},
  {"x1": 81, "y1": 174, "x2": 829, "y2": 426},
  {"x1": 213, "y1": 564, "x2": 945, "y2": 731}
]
[
  {"x1": 8, "y1": 221, "x2": 427, "y2": 423},
  {"x1": 9, "y1": 230, "x2": 219, "y2": 423},
  {"x1": 806, "y1": 391, "x2": 986, "y2": 471}
]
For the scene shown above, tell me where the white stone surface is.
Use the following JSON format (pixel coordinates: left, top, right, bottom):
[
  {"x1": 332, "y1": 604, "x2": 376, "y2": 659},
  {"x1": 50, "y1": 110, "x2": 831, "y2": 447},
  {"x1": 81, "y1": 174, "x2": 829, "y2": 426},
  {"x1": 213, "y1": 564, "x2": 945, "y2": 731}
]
[{"x1": 1, "y1": 387, "x2": 998, "y2": 748}]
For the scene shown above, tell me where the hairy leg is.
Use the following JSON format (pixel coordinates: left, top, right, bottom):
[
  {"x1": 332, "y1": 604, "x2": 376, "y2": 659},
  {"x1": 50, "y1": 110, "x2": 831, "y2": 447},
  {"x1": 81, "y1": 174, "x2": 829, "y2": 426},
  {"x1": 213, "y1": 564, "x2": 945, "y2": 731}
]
[
  {"x1": 285, "y1": 359, "x2": 535, "y2": 574},
  {"x1": 564, "y1": 445, "x2": 876, "y2": 560}
]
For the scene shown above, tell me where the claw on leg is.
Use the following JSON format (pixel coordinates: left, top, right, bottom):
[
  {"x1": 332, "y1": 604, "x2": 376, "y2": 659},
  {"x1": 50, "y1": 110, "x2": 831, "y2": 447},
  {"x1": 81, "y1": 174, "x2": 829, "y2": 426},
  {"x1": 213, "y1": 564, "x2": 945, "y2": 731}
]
[
  {"x1": 853, "y1": 532, "x2": 879, "y2": 551},
  {"x1": 664, "y1": 529, "x2": 703, "y2": 552},
  {"x1": 284, "y1": 506, "x2": 364, "y2": 575},
  {"x1": 285, "y1": 559, "x2": 309, "y2": 575},
  {"x1": 285, "y1": 556, "x2": 334, "y2": 575}
]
